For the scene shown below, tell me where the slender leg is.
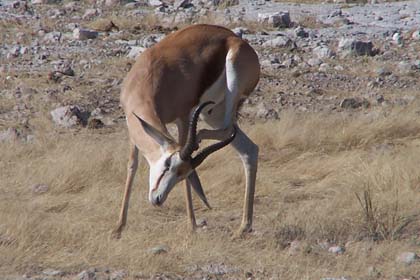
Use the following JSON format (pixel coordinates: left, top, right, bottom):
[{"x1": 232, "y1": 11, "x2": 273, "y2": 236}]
[
  {"x1": 231, "y1": 127, "x2": 258, "y2": 237},
  {"x1": 185, "y1": 178, "x2": 197, "y2": 231},
  {"x1": 112, "y1": 143, "x2": 139, "y2": 239},
  {"x1": 196, "y1": 127, "x2": 233, "y2": 143},
  {"x1": 176, "y1": 119, "x2": 197, "y2": 230}
]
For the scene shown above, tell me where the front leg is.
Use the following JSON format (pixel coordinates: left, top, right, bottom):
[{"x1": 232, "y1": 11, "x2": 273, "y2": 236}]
[
  {"x1": 112, "y1": 143, "x2": 139, "y2": 239},
  {"x1": 185, "y1": 178, "x2": 197, "y2": 231}
]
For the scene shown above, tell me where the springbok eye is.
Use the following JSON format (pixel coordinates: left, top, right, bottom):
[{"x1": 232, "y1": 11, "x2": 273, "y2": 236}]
[{"x1": 164, "y1": 157, "x2": 171, "y2": 169}]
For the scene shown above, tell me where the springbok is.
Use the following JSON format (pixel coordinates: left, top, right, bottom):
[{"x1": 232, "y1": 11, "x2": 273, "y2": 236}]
[{"x1": 113, "y1": 24, "x2": 260, "y2": 238}]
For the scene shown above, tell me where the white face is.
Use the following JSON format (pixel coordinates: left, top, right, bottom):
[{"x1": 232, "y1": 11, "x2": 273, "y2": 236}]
[{"x1": 148, "y1": 151, "x2": 192, "y2": 206}]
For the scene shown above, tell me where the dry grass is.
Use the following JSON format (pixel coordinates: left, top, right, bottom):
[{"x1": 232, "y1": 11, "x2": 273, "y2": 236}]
[{"x1": 1, "y1": 105, "x2": 420, "y2": 278}]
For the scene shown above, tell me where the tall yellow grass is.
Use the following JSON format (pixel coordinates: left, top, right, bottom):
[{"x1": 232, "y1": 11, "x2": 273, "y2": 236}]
[{"x1": 1, "y1": 105, "x2": 420, "y2": 278}]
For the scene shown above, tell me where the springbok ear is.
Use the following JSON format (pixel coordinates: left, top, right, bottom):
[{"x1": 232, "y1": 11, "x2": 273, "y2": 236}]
[{"x1": 133, "y1": 113, "x2": 175, "y2": 149}]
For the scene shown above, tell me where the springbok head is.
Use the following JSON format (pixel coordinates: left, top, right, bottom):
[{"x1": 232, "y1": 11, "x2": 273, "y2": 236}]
[{"x1": 133, "y1": 102, "x2": 236, "y2": 207}]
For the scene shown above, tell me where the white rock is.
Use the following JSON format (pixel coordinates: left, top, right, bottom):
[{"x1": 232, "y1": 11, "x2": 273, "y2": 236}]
[
  {"x1": 73, "y1": 28, "x2": 98, "y2": 40},
  {"x1": 411, "y1": 30, "x2": 420, "y2": 40},
  {"x1": 19, "y1": 47, "x2": 29, "y2": 55},
  {"x1": 396, "y1": 252, "x2": 418, "y2": 265},
  {"x1": 127, "y1": 46, "x2": 146, "y2": 59},
  {"x1": 392, "y1": 32, "x2": 403, "y2": 45},
  {"x1": 31, "y1": 0, "x2": 48, "y2": 4},
  {"x1": 64, "y1": 1, "x2": 78, "y2": 10},
  {"x1": 50, "y1": 105, "x2": 88, "y2": 128},
  {"x1": 258, "y1": 11, "x2": 291, "y2": 28},
  {"x1": 319, "y1": 63, "x2": 329, "y2": 72},
  {"x1": 43, "y1": 31, "x2": 62, "y2": 43},
  {"x1": 328, "y1": 246, "x2": 345, "y2": 254},
  {"x1": 256, "y1": 103, "x2": 278, "y2": 120},
  {"x1": 148, "y1": 245, "x2": 168, "y2": 255},
  {"x1": 149, "y1": 0, "x2": 163, "y2": 6},
  {"x1": 82, "y1": 8, "x2": 100, "y2": 19},
  {"x1": 307, "y1": 58, "x2": 322, "y2": 67}
]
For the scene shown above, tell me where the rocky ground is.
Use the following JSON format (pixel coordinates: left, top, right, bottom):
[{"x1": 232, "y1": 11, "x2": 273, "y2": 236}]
[{"x1": 1, "y1": 0, "x2": 420, "y2": 279}]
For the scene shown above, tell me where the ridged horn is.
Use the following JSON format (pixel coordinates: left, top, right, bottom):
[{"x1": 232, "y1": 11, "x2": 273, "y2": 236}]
[{"x1": 179, "y1": 101, "x2": 214, "y2": 161}]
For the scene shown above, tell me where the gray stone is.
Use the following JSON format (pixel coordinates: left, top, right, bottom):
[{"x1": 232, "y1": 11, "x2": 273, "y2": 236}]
[
  {"x1": 76, "y1": 270, "x2": 96, "y2": 280},
  {"x1": 105, "y1": 0, "x2": 123, "y2": 6},
  {"x1": 398, "y1": 61, "x2": 414, "y2": 74},
  {"x1": 55, "y1": 62, "x2": 75, "y2": 76},
  {"x1": 19, "y1": 47, "x2": 29, "y2": 55},
  {"x1": 376, "y1": 95, "x2": 385, "y2": 104},
  {"x1": 396, "y1": 252, "x2": 418, "y2": 265},
  {"x1": 127, "y1": 46, "x2": 146, "y2": 59},
  {"x1": 47, "y1": 8, "x2": 64, "y2": 18},
  {"x1": 148, "y1": 245, "x2": 169, "y2": 255},
  {"x1": 110, "y1": 270, "x2": 127, "y2": 280},
  {"x1": 338, "y1": 38, "x2": 375, "y2": 57},
  {"x1": 174, "y1": 0, "x2": 192, "y2": 8},
  {"x1": 367, "y1": 266, "x2": 380, "y2": 277},
  {"x1": 73, "y1": 28, "x2": 98, "y2": 40},
  {"x1": 43, "y1": 32, "x2": 62, "y2": 43},
  {"x1": 256, "y1": 103, "x2": 279, "y2": 120},
  {"x1": 313, "y1": 45, "x2": 335, "y2": 59},
  {"x1": 340, "y1": 98, "x2": 362, "y2": 109},
  {"x1": 31, "y1": 184, "x2": 49, "y2": 194},
  {"x1": 0, "y1": 128, "x2": 19, "y2": 142},
  {"x1": 375, "y1": 67, "x2": 392, "y2": 77},
  {"x1": 307, "y1": 58, "x2": 322, "y2": 67},
  {"x1": 262, "y1": 36, "x2": 293, "y2": 48},
  {"x1": 8, "y1": 46, "x2": 20, "y2": 58},
  {"x1": 141, "y1": 34, "x2": 162, "y2": 48},
  {"x1": 288, "y1": 240, "x2": 302, "y2": 255},
  {"x1": 50, "y1": 105, "x2": 89, "y2": 128},
  {"x1": 231, "y1": 27, "x2": 248, "y2": 38},
  {"x1": 201, "y1": 263, "x2": 240, "y2": 275},
  {"x1": 258, "y1": 11, "x2": 291, "y2": 28},
  {"x1": 319, "y1": 63, "x2": 329, "y2": 72},
  {"x1": 294, "y1": 26, "x2": 308, "y2": 38},
  {"x1": 43, "y1": 269, "x2": 63, "y2": 276}
]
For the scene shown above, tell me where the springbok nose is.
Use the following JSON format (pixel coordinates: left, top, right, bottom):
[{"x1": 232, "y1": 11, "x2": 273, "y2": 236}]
[{"x1": 154, "y1": 195, "x2": 163, "y2": 206}]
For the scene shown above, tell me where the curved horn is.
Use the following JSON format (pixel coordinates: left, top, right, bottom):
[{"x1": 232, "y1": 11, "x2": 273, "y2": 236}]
[
  {"x1": 190, "y1": 126, "x2": 237, "y2": 169},
  {"x1": 179, "y1": 101, "x2": 215, "y2": 161}
]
